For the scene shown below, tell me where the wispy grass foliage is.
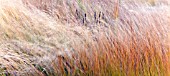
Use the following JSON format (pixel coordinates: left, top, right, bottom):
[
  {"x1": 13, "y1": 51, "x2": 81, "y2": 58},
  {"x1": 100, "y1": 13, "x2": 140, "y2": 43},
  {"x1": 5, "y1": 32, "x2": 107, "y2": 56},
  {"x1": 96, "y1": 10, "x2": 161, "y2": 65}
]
[{"x1": 0, "y1": 0, "x2": 169, "y2": 76}]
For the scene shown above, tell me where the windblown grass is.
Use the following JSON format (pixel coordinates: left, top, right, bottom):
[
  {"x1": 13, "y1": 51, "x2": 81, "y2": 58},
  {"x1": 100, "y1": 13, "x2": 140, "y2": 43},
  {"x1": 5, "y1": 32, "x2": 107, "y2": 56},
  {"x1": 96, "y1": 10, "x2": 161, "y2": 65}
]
[{"x1": 0, "y1": 0, "x2": 169, "y2": 76}]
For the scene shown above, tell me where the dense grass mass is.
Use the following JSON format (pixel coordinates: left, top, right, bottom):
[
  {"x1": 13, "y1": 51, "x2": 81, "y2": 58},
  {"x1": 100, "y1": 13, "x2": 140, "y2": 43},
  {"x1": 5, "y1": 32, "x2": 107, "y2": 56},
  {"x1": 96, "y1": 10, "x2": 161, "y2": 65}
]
[{"x1": 0, "y1": 0, "x2": 170, "y2": 76}]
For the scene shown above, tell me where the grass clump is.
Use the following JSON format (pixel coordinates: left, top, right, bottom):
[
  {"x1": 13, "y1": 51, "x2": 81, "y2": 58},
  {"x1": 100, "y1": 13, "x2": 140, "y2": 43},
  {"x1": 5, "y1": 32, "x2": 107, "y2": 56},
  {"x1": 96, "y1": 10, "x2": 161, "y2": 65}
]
[{"x1": 0, "y1": 0, "x2": 169, "y2": 76}]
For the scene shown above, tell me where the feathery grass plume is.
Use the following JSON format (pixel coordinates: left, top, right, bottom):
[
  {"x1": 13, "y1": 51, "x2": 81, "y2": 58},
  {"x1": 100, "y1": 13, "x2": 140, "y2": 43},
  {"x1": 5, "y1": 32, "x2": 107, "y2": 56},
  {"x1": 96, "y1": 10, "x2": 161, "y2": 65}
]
[
  {"x1": 0, "y1": 0, "x2": 89, "y2": 75},
  {"x1": 0, "y1": 0, "x2": 170, "y2": 76},
  {"x1": 52, "y1": 1, "x2": 170, "y2": 76}
]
